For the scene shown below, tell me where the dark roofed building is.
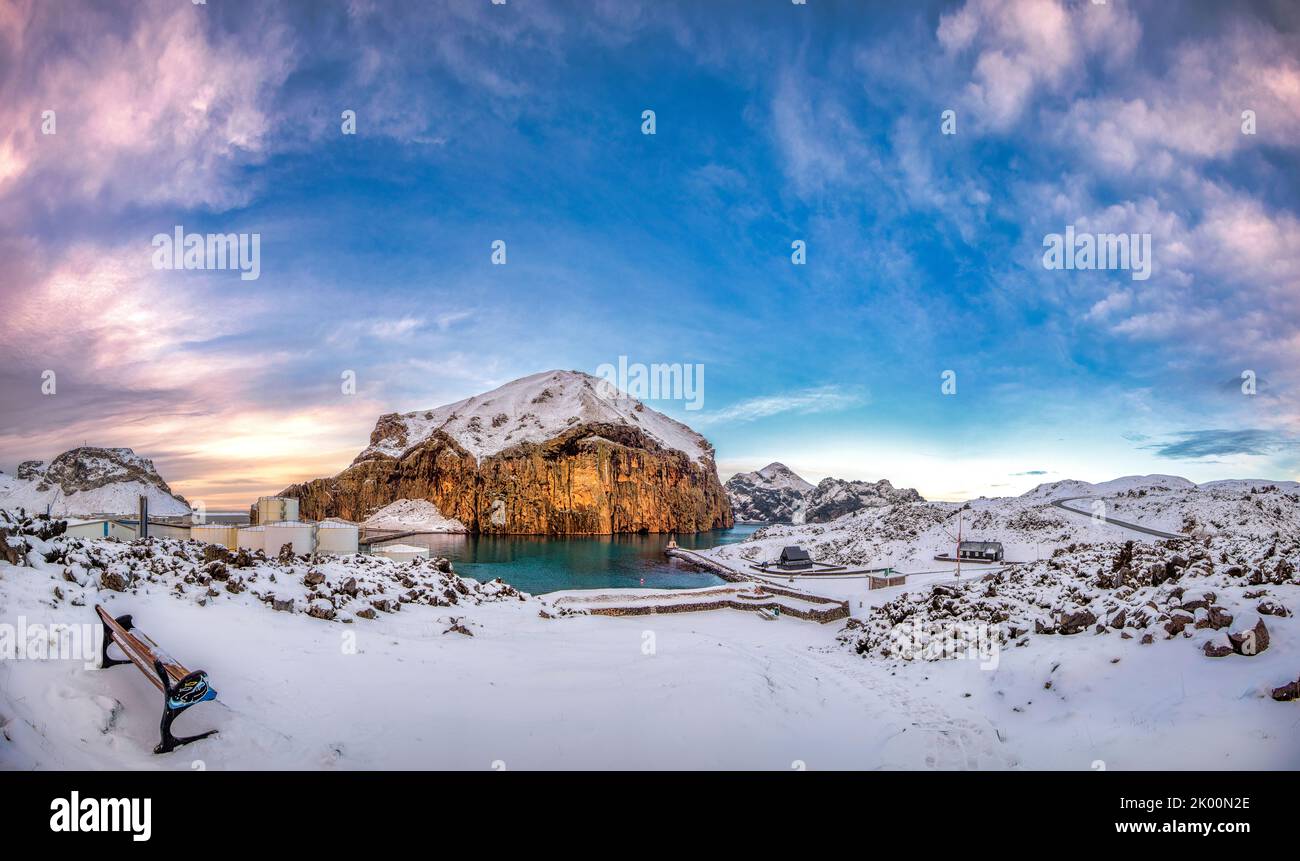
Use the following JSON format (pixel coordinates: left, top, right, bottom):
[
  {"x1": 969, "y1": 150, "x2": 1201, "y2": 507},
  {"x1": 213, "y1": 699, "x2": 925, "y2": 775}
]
[
  {"x1": 958, "y1": 540, "x2": 1004, "y2": 562},
  {"x1": 778, "y1": 545, "x2": 813, "y2": 570}
]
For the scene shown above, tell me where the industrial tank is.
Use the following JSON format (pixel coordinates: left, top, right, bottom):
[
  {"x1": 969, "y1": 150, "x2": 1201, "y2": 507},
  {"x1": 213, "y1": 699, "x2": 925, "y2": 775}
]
[
  {"x1": 315, "y1": 520, "x2": 359, "y2": 555},
  {"x1": 190, "y1": 524, "x2": 238, "y2": 551},
  {"x1": 263, "y1": 521, "x2": 316, "y2": 556},
  {"x1": 237, "y1": 525, "x2": 266, "y2": 553},
  {"x1": 256, "y1": 496, "x2": 300, "y2": 525}
]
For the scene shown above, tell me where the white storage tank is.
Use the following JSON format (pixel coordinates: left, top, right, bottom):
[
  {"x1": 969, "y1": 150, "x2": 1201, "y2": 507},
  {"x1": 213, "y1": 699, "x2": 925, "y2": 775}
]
[
  {"x1": 373, "y1": 543, "x2": 430, "y2": 563},
  {"x1": 237, "y1": 524, "x2": 266, "y2": 553},
  {"x1": 264, "y1": 521, "x2": 316, "y2": 556},
  {"x1": 190, "y1": 524, "x2": 238, "y2": 550},
  {"x1": 64, "y1": 519, "x2": 111, "y2": 540},
  {"x1": 315, "y1": 520, "x2": 359, "y2": 555},
  {"x1": 257, "y1": 496, "x2": 300, "y2": 525}
]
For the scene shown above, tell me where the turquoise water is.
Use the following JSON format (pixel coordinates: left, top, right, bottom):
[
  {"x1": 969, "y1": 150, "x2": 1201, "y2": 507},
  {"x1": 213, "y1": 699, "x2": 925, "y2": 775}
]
[{"x1": 376, "y1": 524, "x2": 762, "y2": 594}]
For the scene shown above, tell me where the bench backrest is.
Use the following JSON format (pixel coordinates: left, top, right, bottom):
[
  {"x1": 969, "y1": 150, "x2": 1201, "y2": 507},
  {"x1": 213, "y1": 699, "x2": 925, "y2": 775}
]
[{"x1": 96, "y1": 605, "x2": 191, "y2": 688}]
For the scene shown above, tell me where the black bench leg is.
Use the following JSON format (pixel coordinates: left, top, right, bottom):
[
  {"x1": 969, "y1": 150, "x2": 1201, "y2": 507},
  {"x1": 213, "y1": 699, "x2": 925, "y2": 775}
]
[
  {"x1": 156, "y1": 709, "x2": 219, "y2": 755},
  {"x1": 152, "y1": 660, "x2": 218, "y2": 755},
  {"x1": 99, "y1": 613, "x2": 134, "y2": 669}
]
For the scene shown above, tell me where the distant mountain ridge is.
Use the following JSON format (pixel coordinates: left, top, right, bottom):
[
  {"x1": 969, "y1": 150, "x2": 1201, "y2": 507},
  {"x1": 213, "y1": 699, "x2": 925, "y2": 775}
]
[
  {"x1": 1017, "y1": 474, "x2": 1300, "y2": 500},
  {"x1": 724, "y1": 462, "x2": 924, "y2": 523}
]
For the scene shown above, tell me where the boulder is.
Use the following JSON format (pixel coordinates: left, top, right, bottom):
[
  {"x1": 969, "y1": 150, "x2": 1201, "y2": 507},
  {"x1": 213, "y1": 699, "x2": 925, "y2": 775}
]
[
  {"x1": 100, "y1": 569, "x2": 130, "y2": 592},
  {"x1": 1195, "y1": 606, "x2": 1233, "y2": 631},
  {"x1": 1228, "y1": 619, "x2": 1270, "y2": 656},
  {"x1": 1202, "y1": 642, "x2": 1233, "y2": 658},
  {"x1": 202, "y1": 544, "x2": 231, "y2": 564},
  {"x1": 1055, "y1": 611, "x2": 1097, "y2": 637},
  {"x1": 307, "y1": 602, "x2": 336, "y2": 621}
]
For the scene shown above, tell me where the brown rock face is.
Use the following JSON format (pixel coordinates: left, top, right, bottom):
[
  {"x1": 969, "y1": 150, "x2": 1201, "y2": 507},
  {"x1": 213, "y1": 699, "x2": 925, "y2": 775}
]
[{"x1": 278, "y1": 421, "x2": 733, "y2": 535}]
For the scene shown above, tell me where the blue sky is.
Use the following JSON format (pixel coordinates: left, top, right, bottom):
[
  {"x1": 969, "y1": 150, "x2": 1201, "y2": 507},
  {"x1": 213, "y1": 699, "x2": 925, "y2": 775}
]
[{"x1": 1, "y1": 0, "x2": 1298, "y2": 505}]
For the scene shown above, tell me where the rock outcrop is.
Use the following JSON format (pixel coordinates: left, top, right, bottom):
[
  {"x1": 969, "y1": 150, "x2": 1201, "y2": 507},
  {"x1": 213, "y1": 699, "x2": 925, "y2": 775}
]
[
  {"x1": 277, "y1": 371, "x2": 733, "y2": 535},
  {"x1": 0, "y1": 447, "x2": 189, "y2": 516}
]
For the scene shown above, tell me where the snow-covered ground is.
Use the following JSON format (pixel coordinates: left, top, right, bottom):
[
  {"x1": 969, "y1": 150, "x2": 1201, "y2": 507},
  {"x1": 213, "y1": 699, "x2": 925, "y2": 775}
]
[
  {"x1": 362, "y1": 499, "x2": 468, "y2": 533},
  {"x1": 1, "y1": 473, "x2": 1297, "y2": 770}
]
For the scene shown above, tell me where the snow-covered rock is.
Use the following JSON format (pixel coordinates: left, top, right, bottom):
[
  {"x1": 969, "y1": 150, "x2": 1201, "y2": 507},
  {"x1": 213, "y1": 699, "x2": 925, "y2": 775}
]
[
  {"x1": 31, "y1": 531, "x2": 526, "y2": 622},
  {"x1": 837, "y1": 534, "x2": 1298, "y2": 661},
  {"x1": 0, "y1": 447, "x2": 189, "y2": 517}
]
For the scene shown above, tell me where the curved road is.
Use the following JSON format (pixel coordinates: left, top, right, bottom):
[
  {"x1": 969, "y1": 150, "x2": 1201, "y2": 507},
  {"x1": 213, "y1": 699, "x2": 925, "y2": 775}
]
[{"x1": 1050, "y1": 496, "x2": 1185, "y2": 540}]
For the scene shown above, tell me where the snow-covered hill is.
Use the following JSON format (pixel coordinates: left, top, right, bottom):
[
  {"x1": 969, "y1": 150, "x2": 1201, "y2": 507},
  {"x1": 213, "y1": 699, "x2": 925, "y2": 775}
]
[
  {"x1": 724, "y1": 462, "x2": 924, "y2": 524},
  {"x1": 0, "y1": 447, "x2": 189, "y2": 517},
  {"x1": 1018, "y1": 474, "x2": 1197, "y2": 501},
  {"x1": 358, "y1": 370, "x2": 715, "y2": 466},
  {"x1": 704, "y1": 474, "x2": 1300, "y2": 572}
]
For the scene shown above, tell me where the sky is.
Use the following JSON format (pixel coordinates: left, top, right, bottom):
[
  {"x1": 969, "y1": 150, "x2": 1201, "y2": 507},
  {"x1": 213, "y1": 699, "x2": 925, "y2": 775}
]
[{"x1": 1, "y1": 0, "x2": 1298, "y2": 507}]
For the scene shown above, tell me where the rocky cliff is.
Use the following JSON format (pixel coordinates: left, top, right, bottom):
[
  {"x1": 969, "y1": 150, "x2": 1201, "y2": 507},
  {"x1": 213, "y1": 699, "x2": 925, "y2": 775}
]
[{"x1": 277, "y1": 371, "x2": 733, "y2": 535}]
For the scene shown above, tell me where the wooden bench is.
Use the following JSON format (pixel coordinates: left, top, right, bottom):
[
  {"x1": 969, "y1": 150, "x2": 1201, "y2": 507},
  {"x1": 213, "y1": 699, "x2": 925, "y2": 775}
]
[{"x1": 95, "y1": 604, "x2": 219, "y2": 754}]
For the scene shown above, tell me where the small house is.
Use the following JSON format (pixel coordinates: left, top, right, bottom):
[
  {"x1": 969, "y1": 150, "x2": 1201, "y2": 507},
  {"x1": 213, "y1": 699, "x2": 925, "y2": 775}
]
[
  {"x1": 958, "y1": 540, "x2": 1004, "y2": 562},
  {"x1": 778, "y1": 545, "x2": 813, "y2": 570}
]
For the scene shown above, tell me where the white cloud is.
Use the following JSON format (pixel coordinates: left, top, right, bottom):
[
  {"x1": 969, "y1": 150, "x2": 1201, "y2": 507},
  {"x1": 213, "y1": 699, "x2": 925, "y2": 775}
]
[
  {"x1": 0, "y1": 0, "x2": 295, "y2": 215},
  {"x1": 939, "y1": 0, "x2": 1140, "y2": 130},
  {"x1": 695, "y1": 386, "x2": 866, "y2": 426}
]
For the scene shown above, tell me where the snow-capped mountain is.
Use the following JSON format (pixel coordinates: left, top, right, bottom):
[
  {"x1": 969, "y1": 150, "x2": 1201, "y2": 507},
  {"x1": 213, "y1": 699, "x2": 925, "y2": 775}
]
[
  {"x1": 357, "y1": 369, "x2": 714, "y2": 466},
  {"x1": 724, "y1": 463, "x2": 923, "y2": 523},
  {"x1": 0, "y1": 447, "x2": 189, "y2": 516},
  {"x1": 281, "y1": 370, "x2": 732, "y2": 534},
  {"x1": 803, "y1": 477, "x2": 925, "y2": 523},
  {"x1": 724, "y1": 463, "x2": 814, "y2": 522}
]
